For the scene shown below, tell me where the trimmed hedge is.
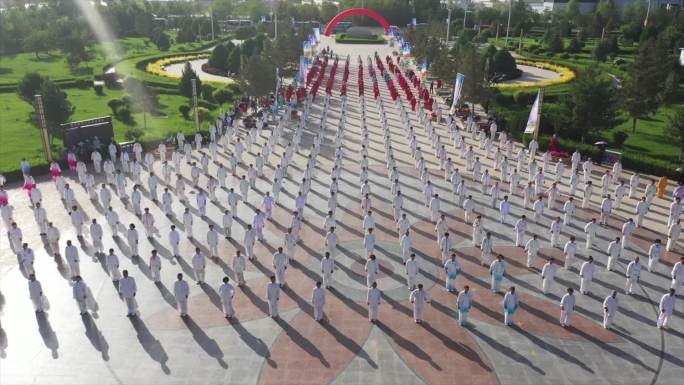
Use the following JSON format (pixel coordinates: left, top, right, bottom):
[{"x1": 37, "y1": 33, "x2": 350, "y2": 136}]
[{"x1": 335, "y1": 34, "x2": 385, "y2": 45}]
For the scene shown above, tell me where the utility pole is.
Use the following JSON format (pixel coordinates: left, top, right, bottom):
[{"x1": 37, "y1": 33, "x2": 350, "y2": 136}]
[
  {"x1": 463, "y1": 6, "x2": 471, "y2": 30},
  {"x1": 445, "y1": 0, "x2": 452, "y2": 43},
  {"x1": 34, "y1": 94, "x2": 53, "y2": 162},
  {"x1": 210, "y1": 10, "x2": 215, "y2": 41},
  {"x1": 505, "y1": 0, "x2": 512, "y2": 47},
  {"x1": 275, "y1": 3, "x2": 278, "y2": 40},
  {"x1": 191, "y1": 78, "x2": 200, "y2": 133}
]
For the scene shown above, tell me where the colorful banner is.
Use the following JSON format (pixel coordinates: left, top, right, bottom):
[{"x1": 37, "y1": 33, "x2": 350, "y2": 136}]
[
  {"x1": 402, "y1": 42, "x2": 411, "y2": 58},
  {"x1": 298, "y1": 56, "x2": 309, "y2": 82},
  {"x1": 524, "y1": 90, "x2": 542, "y2": 134},
  {"x1": 449, "y1": 73, "x2": 465, "y2": 114}
]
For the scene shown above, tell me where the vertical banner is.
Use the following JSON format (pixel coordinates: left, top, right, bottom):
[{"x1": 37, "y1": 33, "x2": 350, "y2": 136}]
[
  {"x1": 420, "y1": 59, "x2": 428, "y2": 78},
  {"x1": 412, "y1": 18, "x2": 417, "y2": 27},
  {"x1": 524, "y1": 90, "x2": 541, "y2": 134},
  {"x1": 298, "y1": 56, "x2": 308, "y2": 82},
  {"x1": 449, "y1": 73, "x2": 465, "y2": 114},
  {"x1": 402, "y1": 42, "x2": 411, "y2": 58},
  {"x1": 313, "y1": 27, "x2": 321, "y2": 43}
]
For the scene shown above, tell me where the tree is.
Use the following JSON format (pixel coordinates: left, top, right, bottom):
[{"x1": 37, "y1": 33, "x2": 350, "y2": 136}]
[
  {"x1": 621, "y1": 37, "x2": 673, "y2": 132},
  {"x1": 213, "y1": 0, "x2": 235, "y2": 19},
  {"x1": 40, "y1": 81, "x2": 75, "y2": 130},
  {"x1": 664, "y1": 107, "x2": 684, "y2": 159},
  {"x1": 546, "y1": 34, "x2": 564, "y2": 53},
  {"x1": 213, "y1": 88, "x2": 234, "y2": 105},
  {"x1": 178, "y1": 62, "x2": 202, "y2": 99},
  {"x1": 566, "y1": 37, "x2": 583, "y2": 53},
  {"x1": 490, "y1": 49, "x2": 517, "y2": 77},
  {"x1": 23, "y1": 30, "x2": 52, "y2": 58},
  {"x1": 134, "y1": 13, "x2": 154, "y2": 36},
  {"x1": 320, "y1": 1, "x2": 339, "y2": 23},
  {"x1": 227, "y1": 46, "x2": 242, "y2": 74},
  {"x1": 565, "y1": 0, "x2": 580, "y2": 23},
  {"x1": 17, "y1": 72, "x2": 47, "y2": 103},
  {"x1": 208, "y1": 43, "x2": 229, "y2": 71},
  {"x1": 150, "y1": 28, "x2": 170, "y2": 51},
  {"x1": 558, "y1": 67, "x2": 618, "y2": 143},
  {"x1": 238, "y1": 54, "x2": 276, "y2": 97}
]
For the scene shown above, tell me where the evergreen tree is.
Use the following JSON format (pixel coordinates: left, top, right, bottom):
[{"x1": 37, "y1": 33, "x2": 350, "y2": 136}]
[{"x1": 178, "y1": 62, "x2": 202, "y2": 99}]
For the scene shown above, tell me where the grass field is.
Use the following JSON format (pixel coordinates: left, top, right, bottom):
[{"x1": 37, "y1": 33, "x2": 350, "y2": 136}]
[
  {"x1": 0, "y1": 35, "x2": 214, "y2": 86},
  {"x1": 0, "y1": 86, "x2": 225, "y2": 174}
]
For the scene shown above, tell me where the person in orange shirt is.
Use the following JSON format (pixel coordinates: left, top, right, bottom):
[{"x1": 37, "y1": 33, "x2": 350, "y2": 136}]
[{"x1": 658, "y1": 176, "x2": 668, "y2": 199}]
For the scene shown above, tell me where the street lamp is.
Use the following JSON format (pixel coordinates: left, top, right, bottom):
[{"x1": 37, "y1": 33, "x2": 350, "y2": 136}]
[
  {"x1": 34, "y1": 94, "x2": 53, "y2": 162},
  {"x1": 505, "y1": 0, "x2": 512, "y2": 47}
]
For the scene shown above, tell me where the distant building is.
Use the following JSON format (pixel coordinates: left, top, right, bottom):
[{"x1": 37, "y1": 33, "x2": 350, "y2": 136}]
[{"x1": 467, "y1": 0, "x2": 683, "y2": 13}]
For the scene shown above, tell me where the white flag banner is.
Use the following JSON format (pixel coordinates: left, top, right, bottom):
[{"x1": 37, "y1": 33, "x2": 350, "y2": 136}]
[
  {"x1": 524, "y1": 90, "x2": 541, "y2": 134},
  {"x1": 449, "y1": 73, "x2": 465, "y2": 115}
]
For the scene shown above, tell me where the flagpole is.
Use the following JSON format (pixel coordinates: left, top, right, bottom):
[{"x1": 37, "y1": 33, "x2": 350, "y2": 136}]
[{"x1": 533, "y1": 87, "x2": 544, "y2": 141}]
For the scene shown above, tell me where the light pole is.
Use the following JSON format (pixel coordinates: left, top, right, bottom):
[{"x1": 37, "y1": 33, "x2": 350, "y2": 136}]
[
  {"x1": 445, "y1": 0, "x2": 453, "y2": 42},
  {"x1": 463, "y1": 7, "x2": 471, "y2": 30},
  {"x1": 505, "y1": 0, "x2": 512, "y2": 47},
  {"x1": 34, "y1": 94, "x2": 53, "y2": 162},
  {"x1": 191, "y1": 78, "x2": 200, "y2": 133}
]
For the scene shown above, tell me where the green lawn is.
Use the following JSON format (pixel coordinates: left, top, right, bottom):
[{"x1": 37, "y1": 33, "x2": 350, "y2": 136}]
[
  {"x1": 0, "y1": 86, "x2": 225, "y2": 174},
  {"x1": 0, "y1": 35, "x2": 217, "y2": 87}
]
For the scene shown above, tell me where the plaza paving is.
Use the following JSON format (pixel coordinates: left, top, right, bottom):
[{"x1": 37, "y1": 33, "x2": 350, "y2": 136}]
[{"x1": 0, "y1": 36, "x2": 683, "y2": 385}]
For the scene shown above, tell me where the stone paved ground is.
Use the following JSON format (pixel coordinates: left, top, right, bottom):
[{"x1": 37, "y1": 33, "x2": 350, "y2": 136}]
[{"x1": 1, "y1": 36, "x2": 683, "y2": 385}]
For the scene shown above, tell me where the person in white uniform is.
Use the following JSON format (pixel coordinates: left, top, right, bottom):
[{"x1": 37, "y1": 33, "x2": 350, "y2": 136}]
[
  {"x1": 367, "y1": 282, "x2": 381, "y2": 322},
  {"x1": 625, "y1": 256, "x2": 641, "y2": 295},
  {"x1": 405, "y1": 253, "x2": 419, "y2": 291},
  {"x1": 409, "y1": 284, "x2": 432, "y2": 323},
  {"x1": 579, "y1": 256, "x2": 596, "y2": 294},
  {"x1": 119, "y1": 270, "x2": 138, "y2": 316},
  {"x1": 603, "y1": 291, "x2": 619, "y2": 329},
  {"x1": 174, "y1": 273, "x2": 189, "y2": 317},
  {"x1": 219, "y1": 276, "x2": 235, "y2": 319},
  {"x1": 266, "y1": 276, "x2": 280, "y2": 318},
  {"x1": 559, "y1": 287, "x2": 576, "y2": 327},
  {"x1": 502, "y1": 286, "x2": 519, "y2": 326},
  {"x1": 456, "y1": 285, "x2": 473, "y2": 326},
  {"x1": 657, "y1": 288, "x2": 676, "y2": 329},
  {"x1": 311, "y1": 281, "x2": 326, "y2": 321},
  {"x1": 489, "y1": 254, "x2": 506, "y2": 293},
  {"x1": 191, "y1": 248, "x2": 206, "y2": 284},
  {"x1": 321, "y1": 252, "x2": 335, "y2": 289},
  {"x1": 672, "y1": 256, "x2": 684, "y2": 295},
  {"x1": 149, "y1": 249, "x2": 162, "y2": 283},
  {"x1": 28, "y1": 274, "x2": 48, "y2": 313},
  {"x1": 541, "y1": 257, "x2": 557, "y2": 294},
  {"x1": 525, "y1": 234, "x2": 540, "y2": 268}
]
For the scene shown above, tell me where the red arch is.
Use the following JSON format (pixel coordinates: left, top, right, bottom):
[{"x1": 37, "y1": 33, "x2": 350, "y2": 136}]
[{"x1": 323, "y1": 8, "x2": 391, "y2": 36}]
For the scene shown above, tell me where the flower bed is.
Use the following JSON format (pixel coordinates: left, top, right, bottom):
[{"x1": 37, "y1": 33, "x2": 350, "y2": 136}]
[
  {"x1": 146, "y1": 54, "x2": 209, "y2": 79},
  {"x1": 495, "y1": 60, "x2": 575, "y2": 89}
]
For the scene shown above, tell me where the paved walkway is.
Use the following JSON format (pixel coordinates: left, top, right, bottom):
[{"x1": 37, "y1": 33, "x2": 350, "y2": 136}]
[
  {"x1": 164, "y1": 58, "x2": 235, "y2": 83},
  {"x1": 0, "y1": 36, "x2": 682, "y2": 385},
  {"x1": 502, "y1": 64, "x2": 561, "y2": 84}
]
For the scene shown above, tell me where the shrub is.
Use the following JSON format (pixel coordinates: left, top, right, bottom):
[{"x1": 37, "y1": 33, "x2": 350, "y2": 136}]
[
  {"x1": 197, "y1": 106, "x2": 213, "y2": 122},
  {"x1": 213, "y1": 88, "x2": 234, "y2": 105},
  {"x1": 234, "y1": 25, "x2": 257, "y2": 40},
  {"x1": 559, "y1": 53, "x2": 570, "y2": 59},
  {"x1": 197, "y1": 99, "x2": 218, "y2": 110},
  {"x1": 107, "y1": 98, "x2": 125, "y2": 114},
  {"x1": 201, "y1": 84, "x2": 215, "y2": 102},
  {"x1": 612, "y1": 131, "x2": 629, "y2": 148},
  {"x1": 116, "y1": 106, "x2": 134, "y2": 124},
  {"x1": 179, "y1": 104, "x2": 191, "y2": 119},
  {"x1": 125, "y1": 127, "x2": 145, "y2": 141}
]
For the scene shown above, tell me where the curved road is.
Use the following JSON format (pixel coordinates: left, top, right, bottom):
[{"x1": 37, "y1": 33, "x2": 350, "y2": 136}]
[{"x1": 164, "y1": 58, "x2": 235, "y2": 83}]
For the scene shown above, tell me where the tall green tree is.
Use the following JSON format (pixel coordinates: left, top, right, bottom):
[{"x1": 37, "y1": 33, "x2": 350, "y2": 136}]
[
  {"x1": 208, "y1": 43, "x2": 230, "y2": 71},
  {"x1": 17, "y1": 72, "x2": 47, "y2": 103},
  {"x1": 23, "y1": 30, "x2": 52, "y2": 58},
  {"x1": 621, "y1": 37, "x2": 673, "y2": 132},
  {"x1": 178, "y1": 62, "x2": 202, "y2": 99},
  {"x1": 559, "y1": 67, "x2": 618, "y2": 143},
  {"x1": 664, "y1": 107, "x2": 684, "y2": 160},
  {"x1": 238, "y1": 54, "x2": 276, "y2": 97}
]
